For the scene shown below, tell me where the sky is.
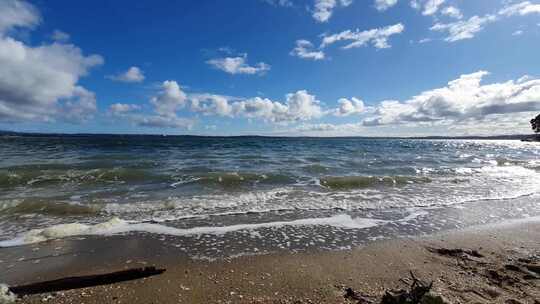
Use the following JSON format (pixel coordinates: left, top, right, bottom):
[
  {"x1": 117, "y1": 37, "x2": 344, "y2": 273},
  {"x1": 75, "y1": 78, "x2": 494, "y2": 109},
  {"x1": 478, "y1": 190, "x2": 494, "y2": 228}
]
[{"x1": 0, "y1": 0, "x2": 540, "y2": 136}]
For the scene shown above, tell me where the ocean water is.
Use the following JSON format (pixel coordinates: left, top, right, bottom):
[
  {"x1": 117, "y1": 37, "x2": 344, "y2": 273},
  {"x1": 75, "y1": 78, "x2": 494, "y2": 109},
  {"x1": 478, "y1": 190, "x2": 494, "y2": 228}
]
[{"x1": 0, "y1": 135, "x2": 539, "y2": 257}]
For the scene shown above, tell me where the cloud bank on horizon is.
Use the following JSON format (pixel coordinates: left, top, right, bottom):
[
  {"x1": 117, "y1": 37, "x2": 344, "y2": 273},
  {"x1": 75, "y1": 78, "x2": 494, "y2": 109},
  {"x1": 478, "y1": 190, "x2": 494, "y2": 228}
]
[{"x1": 0, "y1": 0, "x2": 539, "y2": 136}]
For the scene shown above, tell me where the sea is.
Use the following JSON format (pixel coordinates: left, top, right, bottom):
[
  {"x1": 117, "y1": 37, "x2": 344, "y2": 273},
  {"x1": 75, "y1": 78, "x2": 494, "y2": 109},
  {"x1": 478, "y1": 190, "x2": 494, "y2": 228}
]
[{"x1": 0, "y1": 135, "x2": 539, "y2": 259}]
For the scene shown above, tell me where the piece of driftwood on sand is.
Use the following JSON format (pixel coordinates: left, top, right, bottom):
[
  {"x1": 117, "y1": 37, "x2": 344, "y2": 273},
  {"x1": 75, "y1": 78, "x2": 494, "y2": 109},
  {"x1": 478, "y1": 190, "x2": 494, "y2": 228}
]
[{"x1": 9, "y1": 266, "x2": 166, "y2": 296}]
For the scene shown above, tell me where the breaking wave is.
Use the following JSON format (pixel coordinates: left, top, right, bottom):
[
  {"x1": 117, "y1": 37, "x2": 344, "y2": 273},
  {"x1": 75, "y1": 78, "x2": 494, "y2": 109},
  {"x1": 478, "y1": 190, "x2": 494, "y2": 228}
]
[
  {"x1": 320, "y1": 176, "x2": 432, "y2": 190},
  {"x1": 0, "y1": 200, "x2": 101, "y2": 216}
]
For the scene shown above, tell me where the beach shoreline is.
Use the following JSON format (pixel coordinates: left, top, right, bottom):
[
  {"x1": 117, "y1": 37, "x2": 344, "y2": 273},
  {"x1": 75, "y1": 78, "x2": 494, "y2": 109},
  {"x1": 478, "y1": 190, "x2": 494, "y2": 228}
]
[{"x1": 2, "y1": 217, "x2": 539, "y2": 304}]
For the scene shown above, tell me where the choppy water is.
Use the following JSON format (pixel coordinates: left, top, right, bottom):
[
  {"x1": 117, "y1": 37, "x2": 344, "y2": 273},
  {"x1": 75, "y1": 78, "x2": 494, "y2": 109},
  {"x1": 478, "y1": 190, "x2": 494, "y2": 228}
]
[{"x1": 0, "y1": 135, "x2": 539, "y2": 257}]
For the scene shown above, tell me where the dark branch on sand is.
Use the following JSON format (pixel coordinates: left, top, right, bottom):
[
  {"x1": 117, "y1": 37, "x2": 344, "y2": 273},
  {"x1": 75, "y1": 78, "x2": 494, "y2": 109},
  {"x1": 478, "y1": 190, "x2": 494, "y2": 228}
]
[
  {"x1": 381, "y1": 271, "x2": 434, "y2": 304},
  {"x1": 428, "y1": 247, "x2": 484, "y2": 259},
  {"x1": 9, "y1": 266, "x2": 165, "y2": 295},
  {"x1": 344, "y1": 271, "x2": 448, "y2": 304}
]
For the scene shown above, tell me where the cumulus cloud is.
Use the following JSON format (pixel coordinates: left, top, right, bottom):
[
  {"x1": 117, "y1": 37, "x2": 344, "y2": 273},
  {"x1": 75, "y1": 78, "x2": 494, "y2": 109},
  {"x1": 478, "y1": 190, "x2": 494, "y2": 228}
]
[
  {"x1": 111, "y1": 87, "x2": 325, "y2": 126},
  {"x1": 109, "y1": 81, "x2": 193, "y2": 129},
  {"x1": 499, "y1": 1, "x2": 540, "y2": 16},
  {"x1": 107, "y1": 66, "x2": 145, "y2": 83},
  {"x1": 430, "y1": 15, "x2": 497, "y2": 42},
  {"x1": 334, "y1": 97, "x2": 365, "y2": 116},
  {"x1": 290, "y1": 39, "x2": 325, "y2": 60},
  {"x1": 312, "y1": 0, "x2": 353, "y2": 23},
  {"x1": 206, "y1": 54, "x2": 270, "y2": 75},
  {"x1": 374, "y1": 0, "x2": 398, "y2": 11},
  {"x1": 60, "y1": 87, "x2": 98, "y2": 123},
  {"x1": 108, "y1": 103, "x2": 140, "y2": 115},
  {"x1": 441, "y1": 6, "x2": 462, "y2": 19},
  {"x1": 190, "y1": 94, "x2": 233, "y2": 117},
  {"x1": 150, "y1": 80, "x2": 187, "y2": 116},
  {"x1": 362, "y1": 71, "x2": 540, "y2": 126},
  {"x1": 0, "y1": 0, "x2": 103, "y2": 124},
  {"x1": 410, "y1": 0, "x2": 445, "y2": 16},
  {"x1": 321, "y1": 23, "x2": 405, "y2": 49},
  {"x1": 191, "y1": 90, "x2": 323, "y2": 123}
]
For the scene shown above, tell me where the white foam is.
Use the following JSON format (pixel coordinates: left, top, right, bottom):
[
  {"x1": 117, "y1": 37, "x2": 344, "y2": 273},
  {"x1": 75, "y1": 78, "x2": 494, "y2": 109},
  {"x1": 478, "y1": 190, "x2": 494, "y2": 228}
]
[
  {"x1": 0, "y1": 215, "x2": 383, "y2": 247},
  {"x1": 398, "y1": 209, "x2": 429, "y2": 222},
  {"x1": 0, "y1": 284, "x2": 16, "y2": 304}
]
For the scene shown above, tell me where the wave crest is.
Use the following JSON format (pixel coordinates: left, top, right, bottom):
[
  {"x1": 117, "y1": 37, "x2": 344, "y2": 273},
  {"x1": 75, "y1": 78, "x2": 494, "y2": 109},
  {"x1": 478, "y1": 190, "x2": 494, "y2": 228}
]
[{"x1": 320, "y1": 176, "x2": 432, "y2": 190}]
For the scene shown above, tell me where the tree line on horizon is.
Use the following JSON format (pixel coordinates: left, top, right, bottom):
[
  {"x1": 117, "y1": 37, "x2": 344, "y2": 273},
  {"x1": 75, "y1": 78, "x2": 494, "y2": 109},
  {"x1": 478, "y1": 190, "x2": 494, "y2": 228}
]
[{"x1": 532, "y1": 114, "x2": 540, "y2": 135}]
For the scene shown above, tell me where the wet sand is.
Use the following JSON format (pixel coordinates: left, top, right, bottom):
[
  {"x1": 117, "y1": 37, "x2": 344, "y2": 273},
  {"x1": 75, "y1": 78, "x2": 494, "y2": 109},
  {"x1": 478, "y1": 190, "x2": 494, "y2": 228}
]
[{"x1": 1, "y1": 218, "x2": 539, "y2": 304}]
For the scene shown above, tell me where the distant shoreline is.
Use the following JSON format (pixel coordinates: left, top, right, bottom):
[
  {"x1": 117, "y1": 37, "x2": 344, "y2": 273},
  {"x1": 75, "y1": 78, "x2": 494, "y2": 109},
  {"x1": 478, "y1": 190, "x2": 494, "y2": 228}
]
[{"x1": 1, "y1": 130, "x2": 538, "y2": 141}]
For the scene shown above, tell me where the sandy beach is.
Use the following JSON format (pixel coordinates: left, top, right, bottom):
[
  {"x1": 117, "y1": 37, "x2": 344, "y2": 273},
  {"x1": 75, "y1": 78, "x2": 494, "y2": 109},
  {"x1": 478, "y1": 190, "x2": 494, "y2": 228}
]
[
  {"x1": 2, "y1": 0, "x2": 540, "y2": 303},
  {"x1": 1, "y1": 217, "x2": 538, "y2": 304}
]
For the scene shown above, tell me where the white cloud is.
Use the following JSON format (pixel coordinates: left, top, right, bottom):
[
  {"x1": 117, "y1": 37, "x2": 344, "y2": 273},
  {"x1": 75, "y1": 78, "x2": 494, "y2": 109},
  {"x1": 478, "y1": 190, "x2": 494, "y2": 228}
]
[
  {"x1": 430, "y1": 1, "x2": 540, "y2": 43},
  {"x1": 296, "y1": 122, "x2": 364, "y2": 132},
  {"x1": 108, "y1": 66, "x2": 145, "y2": 83},
  {"x1": 441, "y1": 6, "x2": 462, "y2": 19},
  {"x1": 423, "y1": 0, "x2": 445, "y2": 15},
  {"x1": 109, "y1": 81, "x2": 194, "y2": 129},
  {"x1": 150, "y1": 80, "x2": 187, "y2": 117},
  {"x1": 263, "y1": 0, "x2": 293, "y2": 7},
  {"x1": 290, "y1": 39, "x2": 325, "y2": 60},
  {"x1": 108, "y1": 103, "x2": 140, "y2": 115},
  {"x1": 430, "y1": 15, "x2": 497, "y2": 42},
  {"x1": 363, "y1": 71, "x2": 540, "y2": 126},
  {"x1": 321, "y1": 23, "x2": 405, "y2": 49},
  {"x1": 130, "y1": 115, "x2": 193, "y2": 129},
  {"x1": 0, "y1": 0, "x2": 40, "y2": 34},
  {"x1": 512, "y1": 29, "x2": 524, "y2": 36},
  {"x1": 312, "y1": 0, "x2": 353, "y2": 23},
  {"x1": 334, "y1": 97, "x2": 365, "y2": 116},
  {"x1": 51, "y1": 29, "x2": 70, "y2": 42},
  {"x1": 0, "y1": 0, "x2": 103, "y2": 124},
  {"x1": 411, "y1": 0, "x2": 445, "y2": 15},
  {"x1": 190, "y1": 94, "x2": 233, "y2": 117},
  {"x1": 60, "y1": 87, "x2": 98, "y2": 123},
  {"x1": 222, "y1": 90, "x2": 323, "y2": 123},
  {"x1": 206, "y1": 54, "x2": 270, "y2": 75},
  {"x1": 374, "y1": 0, "x2": 398, "y2": 11},
  {"x1": 499, "y1": 1, "x2": 540, "y2": 16},
  {"x1": 192, "y1": 91, "x2": 326, "y2": 123},
  {"x1": 112, "y1": 88, "x2": 324, "y2": 126},
  {"x1": 262, "y1": 0, "x2": 355, "y2": 22}
]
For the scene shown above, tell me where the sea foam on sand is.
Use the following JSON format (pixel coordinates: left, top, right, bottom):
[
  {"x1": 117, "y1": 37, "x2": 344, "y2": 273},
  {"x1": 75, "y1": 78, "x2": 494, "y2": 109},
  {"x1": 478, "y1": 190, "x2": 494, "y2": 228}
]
[
  {"x1": 0, "y1": 284, "x2": 16, "y2": 304},
  {"x1": 0, "y1": 214, "x2": 384, "y2": 247}
]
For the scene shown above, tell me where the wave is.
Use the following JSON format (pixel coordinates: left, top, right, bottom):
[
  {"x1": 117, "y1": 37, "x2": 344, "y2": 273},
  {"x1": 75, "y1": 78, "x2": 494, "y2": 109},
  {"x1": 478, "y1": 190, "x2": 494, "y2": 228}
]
[
  {"x1": 301, "y1": 164, "x2": 331, "y2": 174},
  {"x1": 320, "y1": 176, "x2": 432, "y2": 190},
  {"x1": 0, "y1": 200, "x2": 101, "y2": 216},
  {"x1": 0, "y1": 167, "x2": 171, "y2": 188},
  {"x1": 0, "y1": 214, "x2": 385, "y2": 247},
  {"x1": 171, "y1": 172, "x2": 296, "y2": 188}
]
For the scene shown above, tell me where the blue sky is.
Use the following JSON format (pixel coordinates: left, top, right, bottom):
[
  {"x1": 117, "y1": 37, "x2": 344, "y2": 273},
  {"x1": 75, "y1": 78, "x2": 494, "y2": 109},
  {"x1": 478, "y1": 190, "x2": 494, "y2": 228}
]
[{"x1": 1, "y1": 0, "x2": 540, "y2": 136}]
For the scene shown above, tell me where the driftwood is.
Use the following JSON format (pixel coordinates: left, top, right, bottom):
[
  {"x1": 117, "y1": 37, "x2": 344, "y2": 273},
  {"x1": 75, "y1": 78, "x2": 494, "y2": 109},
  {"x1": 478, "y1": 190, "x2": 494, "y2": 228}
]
[
  {"x1": 344, "y1": 287, "x2": 374, "y2": 303},
  {"x1": 9, "y1": 266, "x2": 165, "y2": 295},
  {"x1": 381, "y1": 271, "x2": 434, "y2": 304},
  {"x1": 428, "y1": 247, "x2": 483, "y2": 259}
]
